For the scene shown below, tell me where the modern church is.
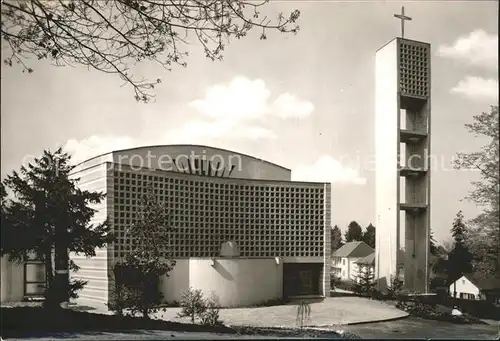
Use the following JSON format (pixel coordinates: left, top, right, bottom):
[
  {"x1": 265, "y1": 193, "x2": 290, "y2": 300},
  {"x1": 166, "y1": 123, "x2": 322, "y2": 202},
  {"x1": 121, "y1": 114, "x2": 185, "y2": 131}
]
[{"x1": 69, "y1": 145, "x2": 332, "y2": 308}]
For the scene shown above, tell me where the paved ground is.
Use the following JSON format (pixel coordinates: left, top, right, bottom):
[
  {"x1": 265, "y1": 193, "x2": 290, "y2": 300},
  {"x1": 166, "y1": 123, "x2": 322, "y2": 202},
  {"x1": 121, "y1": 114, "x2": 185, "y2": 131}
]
[
  {"x1": 9, "y1": 318, "x2": 499, "y2": 340},
  {"x1": 154, "y1": 297, "x2": 408, "y2": 327},
  {"x1": 7, "y1": 330, "x2": 346, "y2": 340},
  {"x1": 343, "y1": 317, "x2": 500, "y2": 340}
]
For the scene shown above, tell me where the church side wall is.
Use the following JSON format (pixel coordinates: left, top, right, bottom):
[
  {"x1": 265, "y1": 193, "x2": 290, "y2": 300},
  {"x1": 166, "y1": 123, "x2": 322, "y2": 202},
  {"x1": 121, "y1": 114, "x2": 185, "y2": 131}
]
[{"x1": 69, "y1": 163, "x2": 109, "y2": 308}]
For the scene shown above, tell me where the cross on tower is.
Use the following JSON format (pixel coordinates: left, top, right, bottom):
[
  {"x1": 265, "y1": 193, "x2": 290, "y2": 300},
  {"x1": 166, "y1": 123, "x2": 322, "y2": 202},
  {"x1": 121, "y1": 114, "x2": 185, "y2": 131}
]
[{"x1": 394, "y1": 6, "x2": 412, "y2": 39}]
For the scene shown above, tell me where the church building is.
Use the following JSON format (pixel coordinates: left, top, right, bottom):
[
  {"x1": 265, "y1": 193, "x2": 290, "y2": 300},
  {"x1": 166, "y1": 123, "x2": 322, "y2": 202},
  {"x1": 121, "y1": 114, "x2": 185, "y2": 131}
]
[{"x1": 69, "y1": 145, "x2": 332, "y2": 308}]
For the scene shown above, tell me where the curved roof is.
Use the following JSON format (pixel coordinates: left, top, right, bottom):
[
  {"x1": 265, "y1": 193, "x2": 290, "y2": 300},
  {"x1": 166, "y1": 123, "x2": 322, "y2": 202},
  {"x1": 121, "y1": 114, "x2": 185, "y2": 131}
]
[{"x1": 74, "y1": 144, "x2": 290, "y2": 171}]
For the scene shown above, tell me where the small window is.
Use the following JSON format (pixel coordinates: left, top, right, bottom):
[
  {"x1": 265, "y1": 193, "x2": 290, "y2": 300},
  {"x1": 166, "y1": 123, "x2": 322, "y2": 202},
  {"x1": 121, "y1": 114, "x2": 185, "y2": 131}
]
[
  {"x1": 462, "y1": 279, "x2": 465, "y2": 285},
  {"x1": 342, "y1": 259, "x2": 346, "y2": 265}
]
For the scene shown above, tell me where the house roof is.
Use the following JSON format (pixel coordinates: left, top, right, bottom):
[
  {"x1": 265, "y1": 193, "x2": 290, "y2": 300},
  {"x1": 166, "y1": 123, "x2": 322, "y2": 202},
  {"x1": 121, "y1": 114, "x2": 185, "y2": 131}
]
[
  {"x1": 355, "y1": 252, "x2": 375, "y2": 265},
  {"x1": 464, "y1": 274, "x2": 500, "y2": 291},
  {"x1": 332, "y1": 241, "x2": 374, "y2": 258}
]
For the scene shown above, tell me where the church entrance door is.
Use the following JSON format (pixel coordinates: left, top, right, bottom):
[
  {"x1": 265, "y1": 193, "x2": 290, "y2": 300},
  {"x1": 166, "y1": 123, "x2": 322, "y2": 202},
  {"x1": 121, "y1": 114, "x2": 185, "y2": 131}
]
[{"x1": 299, "y1": 270, "x2": 314, "y2": 294}]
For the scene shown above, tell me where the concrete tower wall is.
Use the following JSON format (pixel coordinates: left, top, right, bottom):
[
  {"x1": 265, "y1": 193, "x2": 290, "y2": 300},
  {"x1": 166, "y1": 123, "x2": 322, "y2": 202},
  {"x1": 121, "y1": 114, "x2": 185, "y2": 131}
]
[
  {"x1": 375, "y1": 39, "x2": 401, "y2": 288},
  {"x1": 375, "y1": 37, "x2": 431, "y2": 293}
]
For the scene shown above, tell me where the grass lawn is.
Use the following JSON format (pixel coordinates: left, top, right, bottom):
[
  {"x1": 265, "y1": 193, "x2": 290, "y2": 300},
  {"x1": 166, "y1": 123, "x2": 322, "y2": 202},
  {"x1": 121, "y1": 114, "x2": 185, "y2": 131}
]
[{"x1": 0, "y1": 304, "x2": 351, "y2": 339}]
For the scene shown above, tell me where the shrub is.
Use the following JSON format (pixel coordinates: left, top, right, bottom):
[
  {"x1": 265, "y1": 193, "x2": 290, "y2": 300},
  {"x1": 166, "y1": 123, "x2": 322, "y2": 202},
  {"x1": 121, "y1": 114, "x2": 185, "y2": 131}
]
[
  {"x1": 107, "y1": 262, "x2": 164, "y2": 319},
  {"x1": 107, "y1": 281, "x2": 127, "y2": 316},
  {"x1": 387, "y1": 275, "x2": 404, "y2": 299},
  {"x1": 200, "y1": 293, "x2": 223, "y2": 327},
  {"x1": 178, "y1": 288, "x2": 207, "y2": 323},
  {"x1": 330, "y1": 274, "x2": 341, "y2": 289},
  {"x1": 68, "y1": 279, "x2": 87, "y2": 300},
  {"x1": 336, "y1": 279, "x2": 356, "y2": 291}
]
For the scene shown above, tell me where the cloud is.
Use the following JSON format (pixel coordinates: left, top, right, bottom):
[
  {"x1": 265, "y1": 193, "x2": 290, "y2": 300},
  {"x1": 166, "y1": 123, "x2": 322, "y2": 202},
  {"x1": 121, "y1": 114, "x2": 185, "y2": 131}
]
[
  {"x1": 64, "y1": 77, "x2": 311, "y2": 164},
  {"x1": 272, "y1": 93, "x2": 314, "y2": 119},
  {"x1": 438, "y1": 30, "x2": 498, "y2": 69},
  {"x1": 291, "y1": 155, "x2": 366, "y2": 185},
  {"x1": 451, "y1": 76, "x2": 498, "y2": 101},
  {"x1": 64, "y1": 136, "x2": 139, "y2": 164},
  {"x1": 176, "y1": 76, "x2": 314, "y2": 144},
  {"x1": 189, "y1": 77, "x2": 271, "y2": 122},
  {"x1": 189, "y1": 76, "x2": 314, "y2": 122}
]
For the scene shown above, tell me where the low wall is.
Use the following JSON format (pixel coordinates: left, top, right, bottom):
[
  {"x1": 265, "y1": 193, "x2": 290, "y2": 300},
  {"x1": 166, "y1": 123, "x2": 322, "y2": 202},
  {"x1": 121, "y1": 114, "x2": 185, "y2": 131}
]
[
  {"x1": 159, "y1": 259, "x2": 190, "y2": 304},
  {"x1": 188, "y1": 258, "x2": 283, "y2": 307},
  {"x1": 1, "y1": 256, "x2": 25, "y2": 303}
]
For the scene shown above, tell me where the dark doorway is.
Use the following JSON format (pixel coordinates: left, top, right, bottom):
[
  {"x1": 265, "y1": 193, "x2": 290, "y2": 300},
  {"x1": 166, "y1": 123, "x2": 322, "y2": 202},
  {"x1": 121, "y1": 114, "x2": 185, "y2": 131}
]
[{"x1": 283, "y1": 263, "x2": 322, "y2": 298}]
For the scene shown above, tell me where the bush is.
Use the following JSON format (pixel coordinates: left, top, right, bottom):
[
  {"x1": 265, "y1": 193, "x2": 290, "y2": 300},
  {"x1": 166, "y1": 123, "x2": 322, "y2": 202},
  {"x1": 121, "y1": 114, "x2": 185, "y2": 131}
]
[
  {"x1": 387, "y1": 275, "x2": 404, "y2": 299},
  {"x1": 369, "y1": 289, "x2": 384, "y2": 300},
  {"x1": 107, "y1": 271, "x2": 128, "y2": 317},
  {"x1": 68, "y1": 279, "x2": 87, "y2": 300},
  {"x1": 107, "y1": 262, "x2": 164, "y2": 319},
  {"x1": 396, "y1": 296, "x2": 479, "y2": 324},
  {"x1": 178, "y1": 288, "x2": 207, "y2": 323},
  {"x1": 336, "y1": 279, "x2": 356, "y2": 291},
  {"x1": 200, "y1": 293, "x2": 223, "y2": 327},
  {"x1": 177, "y1": 288, "x2": 223, "y2": 326},
  {"x1": 330, "y1": 275, "x2": 341, "y2": 289}
]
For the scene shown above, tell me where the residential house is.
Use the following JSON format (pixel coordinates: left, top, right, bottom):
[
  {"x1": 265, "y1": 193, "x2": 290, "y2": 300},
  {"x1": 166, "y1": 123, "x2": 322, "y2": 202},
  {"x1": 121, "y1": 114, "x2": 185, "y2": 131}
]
[
  {"x1": 354, "y1": 252, "x2": 375, "y2": 283},
  {"x1": 449, "y1": 274, "x2": 500, "y2": 304},
  {"x1": 331, "y1": 241, "x2": 374, "y2": 282}
]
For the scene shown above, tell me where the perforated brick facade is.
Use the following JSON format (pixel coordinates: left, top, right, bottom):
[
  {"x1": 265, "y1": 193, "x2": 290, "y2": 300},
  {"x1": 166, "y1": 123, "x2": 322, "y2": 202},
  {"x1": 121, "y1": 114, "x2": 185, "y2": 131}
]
[
  {"x1": 111, "y1": 164, "x2": 326, "y2": 260},
  {"x1": 399, "y1": 40, "x2": 430, "y2": 99}
]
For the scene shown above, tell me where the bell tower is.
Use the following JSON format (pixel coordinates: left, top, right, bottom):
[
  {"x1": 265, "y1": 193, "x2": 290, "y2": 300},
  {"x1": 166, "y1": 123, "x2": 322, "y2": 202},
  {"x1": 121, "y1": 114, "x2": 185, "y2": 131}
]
[{"x1": 374, "y1": 7, "x2": 431, "y2": 293}]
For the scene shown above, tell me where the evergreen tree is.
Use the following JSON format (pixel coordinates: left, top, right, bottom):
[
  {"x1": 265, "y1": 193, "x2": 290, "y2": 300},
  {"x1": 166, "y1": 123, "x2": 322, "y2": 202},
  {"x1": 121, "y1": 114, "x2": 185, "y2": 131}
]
[
  {"x1": 447, "y1": 211, "x2": 473, "y2": 282},
  {"x1": 354, "y1": 266, "x2": 376, "y2": 296},
  {"x1": 344, "y1": 221, "x2": 363, "y2": 242},
  {"x1": 1, "y1": 148, "x2": 113, "y2": 308},
  {"x1": 110, "y1": 185, "x2": 176, "y2": 319},
  {"x1": 428, "y1": 230, "x2": 449, "y2": 281},
  {"x1": 430, "y1": 230, "x2": 438, "y2": 256},
  {"x1": 362, "y1": 223, "x2": 376, "y2": 248},
  {"x1": 331, "y1": 225, "x2": 344, "y2": 253}
]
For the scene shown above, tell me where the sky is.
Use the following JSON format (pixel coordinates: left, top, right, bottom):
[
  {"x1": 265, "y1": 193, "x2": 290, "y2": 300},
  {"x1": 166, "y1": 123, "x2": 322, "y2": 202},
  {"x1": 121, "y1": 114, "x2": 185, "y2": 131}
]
[{"x1": 1, "y1": 1, "x2": 498, "y2": 243}]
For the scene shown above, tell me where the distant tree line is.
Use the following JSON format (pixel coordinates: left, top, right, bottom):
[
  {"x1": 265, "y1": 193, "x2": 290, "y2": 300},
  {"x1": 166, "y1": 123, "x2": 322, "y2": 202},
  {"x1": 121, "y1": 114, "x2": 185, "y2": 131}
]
[{"x1": 331, "y1": 221, "x2": 376, "y2": 252}]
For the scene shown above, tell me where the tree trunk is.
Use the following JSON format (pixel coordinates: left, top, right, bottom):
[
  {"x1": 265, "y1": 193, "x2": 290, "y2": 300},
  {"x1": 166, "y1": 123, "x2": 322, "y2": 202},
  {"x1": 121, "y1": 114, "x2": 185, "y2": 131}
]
[{"x1": 43, "y1": 249, "x2": 61, "y2": 310}]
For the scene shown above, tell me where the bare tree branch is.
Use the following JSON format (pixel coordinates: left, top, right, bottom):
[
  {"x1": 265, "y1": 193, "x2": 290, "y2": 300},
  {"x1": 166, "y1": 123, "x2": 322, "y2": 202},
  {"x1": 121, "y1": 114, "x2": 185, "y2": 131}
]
[{"x1": 1, "y1": 0, "x2": 300, "y2": 102}]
